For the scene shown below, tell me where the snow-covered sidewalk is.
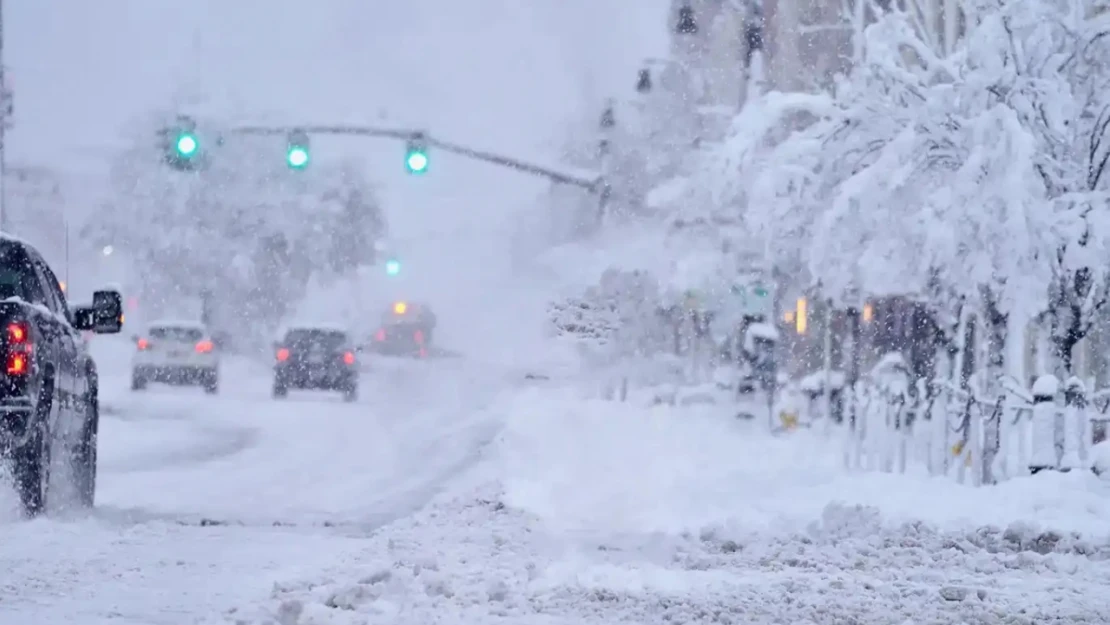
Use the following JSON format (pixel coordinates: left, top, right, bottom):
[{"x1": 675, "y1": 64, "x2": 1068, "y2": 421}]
[{"x1": 221, "y1": 387, "x2": 1110, "y2": 625}]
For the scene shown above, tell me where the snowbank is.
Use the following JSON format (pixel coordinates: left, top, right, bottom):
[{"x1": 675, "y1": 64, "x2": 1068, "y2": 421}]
[{"x1": 219, "y1": 387, "x2": 1110, "y2": 624}]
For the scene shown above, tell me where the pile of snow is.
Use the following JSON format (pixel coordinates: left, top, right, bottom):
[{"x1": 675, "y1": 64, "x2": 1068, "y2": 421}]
[{"x1": 217, "y1": 387, "x2": 1110, "y2": 624}]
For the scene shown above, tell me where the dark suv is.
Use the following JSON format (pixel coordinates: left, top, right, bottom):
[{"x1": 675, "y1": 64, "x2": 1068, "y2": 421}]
[
  {"x1": 0, "y1": 238, "x2": 123, "y2": 516},
  {"x1": 272, "y1": 327, "x2": 359, "y2": 401}
]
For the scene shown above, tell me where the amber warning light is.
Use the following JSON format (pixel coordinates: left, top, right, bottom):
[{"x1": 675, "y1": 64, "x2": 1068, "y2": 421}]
[{"x1": 393, "y1": 301, "x2": 408, "y2": 315}]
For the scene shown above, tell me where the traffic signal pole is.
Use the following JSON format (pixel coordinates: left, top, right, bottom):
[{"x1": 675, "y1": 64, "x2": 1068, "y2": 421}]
[{"x1": 227, "y1": 124, "x2": 601, "y2": 191}]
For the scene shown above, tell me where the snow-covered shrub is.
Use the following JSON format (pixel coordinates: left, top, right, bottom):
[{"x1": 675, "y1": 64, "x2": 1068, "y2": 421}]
[{"x1": 547, "y1": 268, "x2": 663, "y2": 358}]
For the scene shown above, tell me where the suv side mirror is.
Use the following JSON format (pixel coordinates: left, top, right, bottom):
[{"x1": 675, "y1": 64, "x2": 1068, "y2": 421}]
[{"x1": 74, "y1": 290, "x2": 124, "y2": 333}]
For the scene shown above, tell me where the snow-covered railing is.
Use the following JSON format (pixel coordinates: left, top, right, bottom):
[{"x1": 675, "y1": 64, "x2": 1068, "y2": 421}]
[{"x1": 835, "y1": 371, "x2": 1104, "y2": 486}]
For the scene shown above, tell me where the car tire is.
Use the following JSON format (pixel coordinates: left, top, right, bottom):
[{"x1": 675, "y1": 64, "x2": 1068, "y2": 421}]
[
  {"x1": 203, "y1": 369, "x2": 219, "y2": 395},
  {"x1": 130, "y1": 370, "x2": 147, "y2": 391},
  {"x1": 12, "y1": 380, "x2": 53, "y2": 517},
  {"x1": 342, "y1": 382, "x2": 358, "y2": 403},
  {"x1": 73, "y1": 377, "x2": 98, "y2": 508}
]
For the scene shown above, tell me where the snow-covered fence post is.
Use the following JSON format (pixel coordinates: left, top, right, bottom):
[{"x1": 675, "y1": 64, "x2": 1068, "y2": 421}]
[
  {"x1": 1060, "y1": 377, "x2": 1088, "y2": 471},
  {"x1": 980, "y1": 398, "x2": 1002, "y2": 485},
  {"x1": 1028, "y1": 374, "x2": 1060, "y2": 474},
  {"x1": 821, "y1": 301, "x2": 833, "y2": 433}
]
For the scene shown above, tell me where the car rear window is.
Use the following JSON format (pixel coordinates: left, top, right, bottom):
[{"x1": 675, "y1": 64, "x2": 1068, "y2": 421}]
[
  {"x1": 0, "y1": 243, "x2": 38, "y2": 302},
  {"x1": 150, "y1": 327, "x2": 204, "y2": 342},
  {"x1": 285, "y1": 329, "x2": 347, "y2": 348}
]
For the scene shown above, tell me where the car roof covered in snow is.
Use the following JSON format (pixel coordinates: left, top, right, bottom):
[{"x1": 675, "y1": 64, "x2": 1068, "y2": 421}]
[
  {"x1": 147, "y1": 319, "x2": 207, "y2": 331},
  {"x1": 277, "y1": 323, "x2": 350, "y2": 338}
]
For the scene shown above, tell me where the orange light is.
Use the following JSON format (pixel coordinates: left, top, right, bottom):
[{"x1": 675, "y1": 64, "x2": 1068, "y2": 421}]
[
  {"x1": 393, "y1": 301, "x2": 408, "y2": 315},
  {"x1": 58, "y1": 281, "x2": 66, "y2": 292},
  {"x1": 195, "y1": 340, "x2": 214, "y2": 353},
  {"x1": 862, "y1": 303, "x2": 874, "y2": 322},
  {"x1": 7, "y1": 353, "x2": 26, "y2": 374},
  {"x1": 795, "y1": 297, "x2": 807, "y2": 335},
  {"x1": 276, "y1": 348, "x2": 290, "y2": 362},
  {"x1": 137, "y1": 337, "x2": 149, "y2": 350},
  {"x1": 8, "y1": 323, "x2": 26, "y2": 343},
  {"x1": 343, "y1": 351, "x2": 356, "y2": 365}
]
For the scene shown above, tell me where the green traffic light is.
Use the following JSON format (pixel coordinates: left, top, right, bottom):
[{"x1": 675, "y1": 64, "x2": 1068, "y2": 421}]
[
  {"x1": 385, "y1": 259, "x2": 401, "y2": 275},
  {"x1": 176, "y1": 134, "x2": 198, "y2": 157},
  {"x1": 287, "y1": 146, "x2": 309, "y2": 169},
  {"x1": 406, "y1": 151, "x2": 428, "y2": 173}
]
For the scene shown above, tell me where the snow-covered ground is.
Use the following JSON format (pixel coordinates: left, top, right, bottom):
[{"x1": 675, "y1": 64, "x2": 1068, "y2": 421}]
[
  {"x1": 1, "y1": 340, "x2": 1108, "y2": 624},
  {"x1": 211, "y1": 387, "x2": 1110, "y2": 625},
  {"x1": 0, "y1": 336, "x2": 513, "y2": 624}
]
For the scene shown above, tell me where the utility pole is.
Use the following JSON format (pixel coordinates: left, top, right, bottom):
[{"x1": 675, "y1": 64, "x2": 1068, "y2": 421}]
[{"x1": 0, "y1": 0, "x2": 7, "y2": 232}]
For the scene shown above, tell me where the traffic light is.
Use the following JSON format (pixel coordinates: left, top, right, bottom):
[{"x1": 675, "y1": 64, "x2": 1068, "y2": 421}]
[
  {"x1": 161, "y1": 115, "x2": 201, "y2": 170},
  {"x1": 405, "y1": 132, "x2": 428, "y2": 174},
  {"x1": 385, "y1": 258, "x2": 401, "y2": 276},
  {"x1": 175, "y1": 133, "x2": 198, "y2": 158},
  {"x1": 676, "y1": 4, "x2": 698, "y2": 34},
  {"x1": 286, "y1": 129, "x2": 310, "y2": 169}
]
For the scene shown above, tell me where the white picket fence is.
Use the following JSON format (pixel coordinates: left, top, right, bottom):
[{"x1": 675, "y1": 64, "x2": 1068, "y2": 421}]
[{"x1": 812, "y1": 372, "x2": 1110, "y2": 485}]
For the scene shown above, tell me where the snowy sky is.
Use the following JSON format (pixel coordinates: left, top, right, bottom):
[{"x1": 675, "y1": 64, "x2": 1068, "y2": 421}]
[{"x1": 7, "y1": 0, "x2": 672, "y2": 353}]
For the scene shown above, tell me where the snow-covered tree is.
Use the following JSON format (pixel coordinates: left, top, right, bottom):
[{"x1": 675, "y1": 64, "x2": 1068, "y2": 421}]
[
  {"x1": 85, "y1": 109, "x2": 387, "y2": 344},
  {"x1": 687, "y1": 0, "x2": 1110, "y2": 384}
]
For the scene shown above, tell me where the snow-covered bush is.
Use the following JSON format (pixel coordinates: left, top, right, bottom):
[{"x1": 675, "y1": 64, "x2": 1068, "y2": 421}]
[
  {"x1": 547, "y1": 268, "x2": 664, "y2": 360},
  {"x1": 84, "y1": 109, "x2": 387, "y2": 344}
]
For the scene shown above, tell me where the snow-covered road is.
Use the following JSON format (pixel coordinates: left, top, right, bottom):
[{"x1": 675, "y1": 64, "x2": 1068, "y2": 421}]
[{"x1": 0, "y1": 336, "x2": 508, "y2": 624}]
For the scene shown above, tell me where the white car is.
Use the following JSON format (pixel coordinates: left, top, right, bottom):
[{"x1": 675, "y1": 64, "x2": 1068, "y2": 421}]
[{"x1": 131, "y1": 320, "x2": 219, "y2": 393}]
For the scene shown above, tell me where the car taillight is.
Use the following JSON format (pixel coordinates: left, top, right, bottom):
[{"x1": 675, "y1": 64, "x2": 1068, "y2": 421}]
[
  {"x1": 6, "y1": 321, "x2": 30, "y2": 375},
  {"x1": 413, "y1": 330, "x2": 424, "y2": 344},
  {"x1": 373, "y1": 329, "x2": 386, "y2": 342},
  {"x1": 343, "y1": 351, "x2": 355, "y2": 365},
  {"x1": 276, "y1": 347, "x2": 290, "y2": 361},
  {"x1": 137, "y1": 338, "x2": 150, "y2": 350},
  {"x1": 195, "y1": 340, "x2": 214, "y2": 353}
]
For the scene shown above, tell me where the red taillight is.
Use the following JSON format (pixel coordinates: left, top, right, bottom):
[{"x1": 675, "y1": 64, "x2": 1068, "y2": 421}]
[
  {"x1": 374, "y1": 329, "x2": 386, "y2": 342},
  {"x1": 413, "y1": 330, "x2": 425, "y2": 344},
  {"x1": 7, "y1": 353, "x2": 26, "y2": 374},
  {"x1": 137, "y1": 338, "x2": 149, "y2": 350},
  {"x1": 8, "y1": 323, "x2": 26, "y2": 343},
  {"x1": 276, "y1": 348, "x2": 290, "y2": 361},
  {"x1": 195, "y1": 340, "x2": 214, "y2": 353},
  {"x1": 343, "y1": 351, "x2": 355, "y2": 365},
  {"x1": 6, "y1": 322, "x2": 30, "y2": 375}
]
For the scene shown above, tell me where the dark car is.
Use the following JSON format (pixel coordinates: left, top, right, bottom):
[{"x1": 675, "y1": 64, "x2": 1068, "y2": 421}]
[
  {"x1": 0, "y1": 237, "x2": 123, "y2": 516},
  {"x1": 272, "y1": 326, "x2": 359, "y2": 401},
  {"x1": 369, "y1": 301, "x2": 436, "y2": 357}
]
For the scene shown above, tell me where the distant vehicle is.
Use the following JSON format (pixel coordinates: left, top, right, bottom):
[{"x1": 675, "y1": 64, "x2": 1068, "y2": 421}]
[
  {"x1": 130, "y1": 321, "x2": 219, "y2": 394},
  {"x1": 369, "y1": 301, "x2": 437, "y2": 357},
  {"x1": 272, "y1": 326, "x2": 359, "y2": 401},
  {"x1": 0, "y1": 236, "x2": 123, "y2": 516}
]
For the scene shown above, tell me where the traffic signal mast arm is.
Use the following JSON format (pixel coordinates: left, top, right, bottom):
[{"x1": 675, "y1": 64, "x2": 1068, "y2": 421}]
[{"x1": 228, "y1": 124, "x2": 601, "y2": 191}]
